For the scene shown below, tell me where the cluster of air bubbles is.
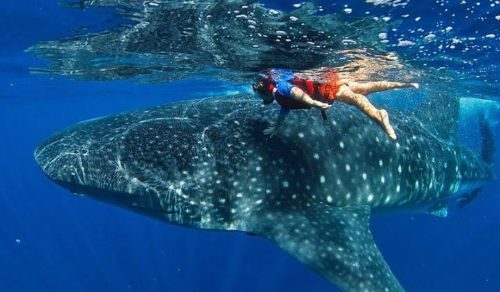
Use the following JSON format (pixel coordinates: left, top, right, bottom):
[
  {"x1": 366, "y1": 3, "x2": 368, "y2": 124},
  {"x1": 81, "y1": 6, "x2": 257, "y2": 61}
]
[
  {"x1": 284, "y1": 0, "x2": 498, "y2": 85},
  {"x1": 363, "y1": 0, "x2": 498, "y2": 84}
]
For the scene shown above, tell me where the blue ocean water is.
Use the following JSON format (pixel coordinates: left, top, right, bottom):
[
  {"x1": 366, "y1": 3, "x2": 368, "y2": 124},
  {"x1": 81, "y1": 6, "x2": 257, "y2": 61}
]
[{"x1": 1, "y1": 1, "x2": 499, "y2": 291}]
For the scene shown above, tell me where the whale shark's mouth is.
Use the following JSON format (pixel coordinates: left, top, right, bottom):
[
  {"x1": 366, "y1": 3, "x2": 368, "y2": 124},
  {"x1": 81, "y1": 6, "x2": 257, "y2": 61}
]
[{"x1": 34, "y1": 139, "x2": 180, "y2": 220}]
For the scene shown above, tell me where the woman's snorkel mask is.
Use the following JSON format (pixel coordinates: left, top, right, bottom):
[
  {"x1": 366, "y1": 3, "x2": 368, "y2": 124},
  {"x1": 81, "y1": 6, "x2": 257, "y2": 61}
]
[{"x1": 252, "y1": 75, "x2": 275, "y2": 105}]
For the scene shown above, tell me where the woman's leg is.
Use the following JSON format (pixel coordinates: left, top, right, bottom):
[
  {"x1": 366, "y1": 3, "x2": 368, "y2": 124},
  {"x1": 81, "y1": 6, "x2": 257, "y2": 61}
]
[
  {"x1": 336, "y1": 85, "x2": 397, "y2": 140},
  {"x1": 348, "y1": 81, "x2": 418, "y2": 96}
]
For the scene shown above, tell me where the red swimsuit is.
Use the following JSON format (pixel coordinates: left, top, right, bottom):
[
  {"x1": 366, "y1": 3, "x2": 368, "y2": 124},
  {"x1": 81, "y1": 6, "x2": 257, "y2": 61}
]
[{"x1": 267, "y1": 70, "x2": 342, "y2": 110}]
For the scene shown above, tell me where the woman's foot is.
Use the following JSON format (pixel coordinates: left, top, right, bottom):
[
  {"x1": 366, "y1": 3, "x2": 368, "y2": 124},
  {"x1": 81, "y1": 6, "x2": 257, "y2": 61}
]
[
  {"x1": 410, "y1": 83, "x2": 419, "y2": 89},
  {"x1": 379, "y1": 109, "x2": 397, "y2": 140}
]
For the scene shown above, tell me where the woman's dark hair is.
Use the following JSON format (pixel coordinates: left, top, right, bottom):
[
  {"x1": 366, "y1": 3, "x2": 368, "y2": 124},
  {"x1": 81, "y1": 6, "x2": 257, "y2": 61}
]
[{"x1": 253, "y1": 75, "x2": 274, "y2": 104}]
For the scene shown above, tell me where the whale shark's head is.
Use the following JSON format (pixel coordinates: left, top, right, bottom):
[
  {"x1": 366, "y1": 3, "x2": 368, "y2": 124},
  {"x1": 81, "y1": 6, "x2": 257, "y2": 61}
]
[{"x1": 34, "y1": 111, "x2": 216, "y2": 222}]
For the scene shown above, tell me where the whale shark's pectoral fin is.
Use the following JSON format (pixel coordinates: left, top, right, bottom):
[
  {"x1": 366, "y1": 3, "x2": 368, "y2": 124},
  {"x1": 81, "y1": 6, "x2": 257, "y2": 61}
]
[
  {"x1": 457, "y1": 188, "x2": 482, "y2": 208},
  {"x1": 427, "y1": 202, "x2": 448, "y2": 217},
  {"x1": 258, "y1": 203, "x2": 403, "y2": 292}
]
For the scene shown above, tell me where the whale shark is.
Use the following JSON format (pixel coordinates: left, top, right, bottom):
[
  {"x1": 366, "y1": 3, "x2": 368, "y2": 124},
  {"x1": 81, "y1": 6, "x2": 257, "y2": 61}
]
[{"x1": 34, "y1": 93, "x2": 495, "y2": 291}]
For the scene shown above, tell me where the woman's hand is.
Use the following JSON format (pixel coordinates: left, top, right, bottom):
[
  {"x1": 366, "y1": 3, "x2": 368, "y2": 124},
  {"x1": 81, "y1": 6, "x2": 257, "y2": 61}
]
[
  {"x1": 291, "y1": 87, "x2": 331, "y2": 110},
  {"x1": 263, "y1": 125, "x2": 279, "y2": 137},
  {"x1": 313, "y1": 101, "x2": 331, "y2": 110}
]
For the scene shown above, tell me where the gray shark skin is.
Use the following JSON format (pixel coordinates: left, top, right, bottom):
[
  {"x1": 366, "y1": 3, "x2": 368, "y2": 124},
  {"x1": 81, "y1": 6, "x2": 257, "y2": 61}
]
[{"x1": 35, "y1": 94, "x2": 494, "y2": 292}]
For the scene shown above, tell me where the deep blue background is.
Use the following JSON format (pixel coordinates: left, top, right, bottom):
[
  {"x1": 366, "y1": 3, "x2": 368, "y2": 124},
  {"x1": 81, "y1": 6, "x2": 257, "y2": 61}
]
[{"x1": 1, "y1": 1, "x2": 499, "y2": 291}]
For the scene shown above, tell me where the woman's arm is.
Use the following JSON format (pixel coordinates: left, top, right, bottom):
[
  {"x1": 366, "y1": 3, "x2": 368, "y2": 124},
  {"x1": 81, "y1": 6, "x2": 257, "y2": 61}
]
[
  {"x1": 264, "y1": 108, "x2": 289, "y2": 137},
  {"x1": 290, "y1": 87, "x2": 331, "y2": 110}
]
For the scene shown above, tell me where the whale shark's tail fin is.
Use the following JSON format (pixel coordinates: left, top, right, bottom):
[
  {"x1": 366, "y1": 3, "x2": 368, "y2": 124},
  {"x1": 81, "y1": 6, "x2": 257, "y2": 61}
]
[
  {"x1": 479, "y1": 113, "x2": 496, "y2": 166},
  {"x1": 257, "y1": 203, "x2": 403, "y2": 292}
]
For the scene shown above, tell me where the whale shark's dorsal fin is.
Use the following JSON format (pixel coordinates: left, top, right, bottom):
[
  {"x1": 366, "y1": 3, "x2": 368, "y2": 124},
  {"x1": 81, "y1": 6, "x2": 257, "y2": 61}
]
[
  {"x1": 414, "y1": 91, "x2": 460, "y2": 141},
  {"x1": 256, "y1": 203, "x2": 403, "y2": 291}
]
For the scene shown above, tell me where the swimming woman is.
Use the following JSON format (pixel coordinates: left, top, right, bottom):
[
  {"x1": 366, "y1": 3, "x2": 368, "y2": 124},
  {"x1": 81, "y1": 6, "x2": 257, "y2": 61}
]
[{"x1": 253, "y1": 68, "x2": 418, "y2": 140}]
